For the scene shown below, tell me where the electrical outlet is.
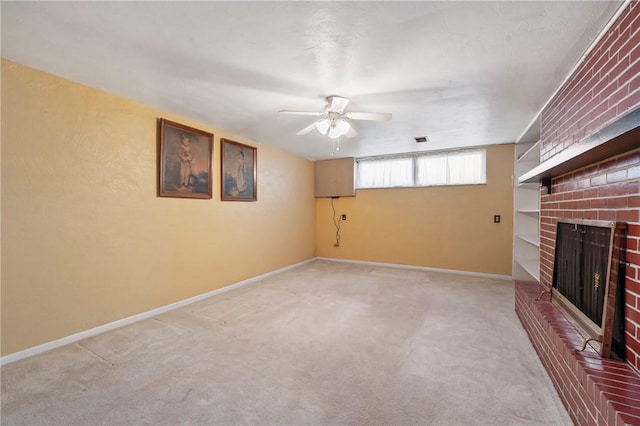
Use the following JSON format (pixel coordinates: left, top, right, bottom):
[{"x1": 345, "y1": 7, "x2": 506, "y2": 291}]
[
  {"x1": 341, "y1": 214, "x2": 347, "y2": 221},
  {"x1": 494, "y1": 215, "x2": 501, "y2": 223}
]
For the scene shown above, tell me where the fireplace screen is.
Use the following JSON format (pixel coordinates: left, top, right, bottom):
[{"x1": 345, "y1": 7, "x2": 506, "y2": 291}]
[{"x1": 552, "y1": 219, "x2": 627, "y2": 359}]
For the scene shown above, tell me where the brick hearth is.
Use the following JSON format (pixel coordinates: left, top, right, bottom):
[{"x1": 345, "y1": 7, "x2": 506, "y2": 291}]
[{"x1": 516, "y1": 281, "x2": 640, "y2": 425}]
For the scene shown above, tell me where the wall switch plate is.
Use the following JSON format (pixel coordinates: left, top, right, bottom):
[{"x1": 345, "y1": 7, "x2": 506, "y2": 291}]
[{"x1": 494, "y1": 215, "x2": 501, "y2": 223}]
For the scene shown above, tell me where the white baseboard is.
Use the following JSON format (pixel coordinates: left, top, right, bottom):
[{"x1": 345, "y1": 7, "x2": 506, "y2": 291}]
[
  {"x1": 0, "y1": 258, "x2": 315, "y2": 366},
  {"x1": 316, "y1": 257, "x2": 514, "y2": 281}
]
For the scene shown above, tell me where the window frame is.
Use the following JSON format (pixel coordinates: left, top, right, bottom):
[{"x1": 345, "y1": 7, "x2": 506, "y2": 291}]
[{"x1": 356, "y1": 148, "x2": 487, "y2": 190}]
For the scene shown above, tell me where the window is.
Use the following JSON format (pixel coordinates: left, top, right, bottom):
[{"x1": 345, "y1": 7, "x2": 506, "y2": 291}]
[
  {"x1": 356, "y1": 156, "x2": 413, "y2": 189},
  {"x1": 356, "y1": 149, "x2": 486, "y2": 189}
]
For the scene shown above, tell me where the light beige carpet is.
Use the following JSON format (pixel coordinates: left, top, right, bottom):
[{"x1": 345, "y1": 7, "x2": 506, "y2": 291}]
[{"x1": 1, "y1": 260, "x2": 571, "y2": 425}]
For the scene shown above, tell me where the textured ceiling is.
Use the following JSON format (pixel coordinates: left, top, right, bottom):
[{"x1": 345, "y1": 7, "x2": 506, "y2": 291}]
[{"x1": 1, "y1": 1, "x2": 623, "y2": 160}]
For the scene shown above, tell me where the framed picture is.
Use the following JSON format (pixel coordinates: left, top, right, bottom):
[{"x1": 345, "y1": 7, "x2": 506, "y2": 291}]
[
  {"x1": 221, "y1": 139, "x2": 257, "y2": 201},
  {"x1": 159, "y1": 118, "x2": 213, "y2": 199}
]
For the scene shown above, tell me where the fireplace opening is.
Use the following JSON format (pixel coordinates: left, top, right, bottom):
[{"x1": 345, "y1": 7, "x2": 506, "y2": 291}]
[{"x1": 551, "y1": 219, "x2": 627, "y2": 359}]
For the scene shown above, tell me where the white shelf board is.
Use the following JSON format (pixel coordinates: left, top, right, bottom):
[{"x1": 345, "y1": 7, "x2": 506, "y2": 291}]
[
  {"x1": 515, "y1": 182, "x2": 540, "y2": 190},
  {"x1": 516, "y1": 209, "x2": 540, "y2": 217},
  {"x1": 518, "y1": 108, "x2": 640, "y2": 184},
  {"x1": 516, "y1": 140, "x2": 540, "y2": 163},
  {"x1": 517, "y1": 234, "x2": 540, "y2": 247},
  {"x1": 515, "y1": 257, "x2": 540, "y2": 281}
]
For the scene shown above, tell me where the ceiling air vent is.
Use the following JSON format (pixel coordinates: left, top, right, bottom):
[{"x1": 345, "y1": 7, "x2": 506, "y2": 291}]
[{"x1": 414, "y1": 136, "x2": 429, "y2": 143}]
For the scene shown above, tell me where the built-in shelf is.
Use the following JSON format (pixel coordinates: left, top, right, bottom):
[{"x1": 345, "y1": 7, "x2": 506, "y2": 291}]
[
  {"x1": 513, "y1": 117, "x2": 541, "y2": 282},
  {"x1": 519, "y1": 107, "x2": 640, "y2": 185},
  {"x1": 517, "y1": 234, "x2": 540, "y2": 247}
]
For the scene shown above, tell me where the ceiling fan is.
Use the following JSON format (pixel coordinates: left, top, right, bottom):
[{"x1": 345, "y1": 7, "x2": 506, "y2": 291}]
[{"x1": 279, "y1": 96, "x2": 392, "y2": 139}]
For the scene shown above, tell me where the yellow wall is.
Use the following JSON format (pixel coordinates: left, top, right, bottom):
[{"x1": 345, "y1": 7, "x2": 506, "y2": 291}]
[
  {"x1": 1, "y1": 60, "x2": 316, "y2": 356},
  {"x1": 1, "y1": 59, "x2": 515, "y2": 357},
  {"x1": 316, "y1": 144, "x2": 514, "y2": 276}
]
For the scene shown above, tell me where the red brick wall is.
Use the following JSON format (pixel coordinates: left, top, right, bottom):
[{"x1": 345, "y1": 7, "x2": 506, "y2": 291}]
[
  {"x1": 540, "y1": 0, "x2": 640, "y2": 162},
  {"x1": 537, "y1": 1, "x2": 640, "y2": 372}
]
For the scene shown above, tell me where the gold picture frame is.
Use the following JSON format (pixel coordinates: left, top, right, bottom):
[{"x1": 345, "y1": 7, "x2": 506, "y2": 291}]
[
  {"x1": 158, "y1": 118, "x2": 213, "y2": 199},
  {"x1": 221, "y1": 139, "x2": 257, "y2": 201}
]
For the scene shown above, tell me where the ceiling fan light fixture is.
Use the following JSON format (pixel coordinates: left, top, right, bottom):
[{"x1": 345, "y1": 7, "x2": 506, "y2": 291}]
[
  {"x1": 327, "y1": 118, "x2": 351, "y2": 139},
  {"x1": 335, "y1": 118, "x2": 350, "y2": 134},
  {"x1": 316, "y1": 118, "x2": 331, "y2": 135},
  {"x1": 328, "y1": 126, "x2": 340, "y2": 139}
]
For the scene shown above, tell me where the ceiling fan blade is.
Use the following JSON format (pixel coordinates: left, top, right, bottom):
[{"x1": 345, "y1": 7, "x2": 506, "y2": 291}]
[
  {"x1": 345, "y1": 111, "x2": 392, "y2": 121},
  {"x1": 329, "y1": 96, "x2": 350, "y2": 114},
  {"x1": 280, "y1": 110, "x2": 323, "y2": 116},
  {"x1": 345, "y1": 126, "x2": 358, "y2": 139},
  {"x1": 296, "y1": 121, "x2": 319, "y2": 136}
]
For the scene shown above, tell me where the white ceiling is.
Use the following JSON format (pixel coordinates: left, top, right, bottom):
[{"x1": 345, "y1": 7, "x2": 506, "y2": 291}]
[{"x1": 1, "y1": 1, "x2": 623, "y2": 160}]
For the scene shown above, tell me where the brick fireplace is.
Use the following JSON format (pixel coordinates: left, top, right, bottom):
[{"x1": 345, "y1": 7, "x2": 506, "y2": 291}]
[
  {"x1": 539, "y1": 149, "x2": 639, "y2": 361},
  {"x1": 514, "y1": 2, "x2": 640, "y2": 425}
]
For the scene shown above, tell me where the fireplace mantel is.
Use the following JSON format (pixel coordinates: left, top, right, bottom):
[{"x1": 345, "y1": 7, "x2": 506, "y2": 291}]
[{"x1": 518, "y1": 107, "x2": 640, "y2": 186}]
